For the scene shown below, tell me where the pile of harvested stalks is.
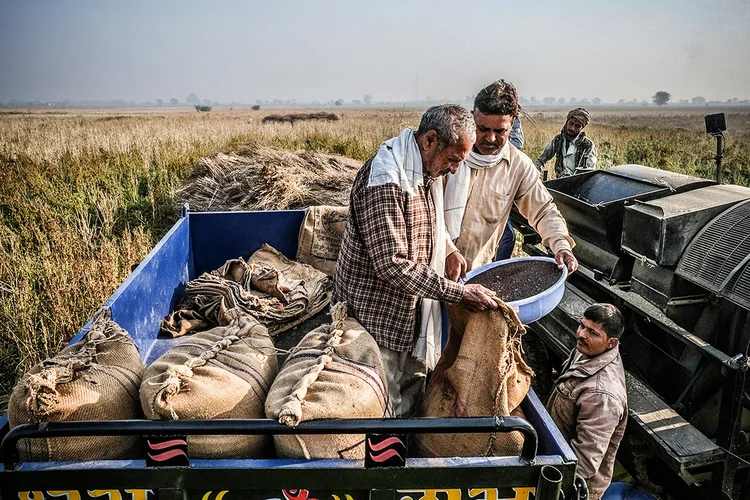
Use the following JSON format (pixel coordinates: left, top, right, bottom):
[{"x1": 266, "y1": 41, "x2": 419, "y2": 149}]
[
  {"x1": 176, "y1": 145, "x2": 361, "y2": 211},
  {"x1": 261, "y1": 112, "x2": 339, "y2": 124}
]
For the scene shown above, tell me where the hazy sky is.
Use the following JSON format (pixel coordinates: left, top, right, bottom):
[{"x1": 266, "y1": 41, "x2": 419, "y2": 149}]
[{"x1": 1, "y1": 0, "x2": 748, "y2": 104}]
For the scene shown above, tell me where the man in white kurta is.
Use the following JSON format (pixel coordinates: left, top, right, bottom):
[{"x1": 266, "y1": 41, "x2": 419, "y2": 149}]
[{"x1": 444, "y1": 80, "x2": 578, "y2": 280}]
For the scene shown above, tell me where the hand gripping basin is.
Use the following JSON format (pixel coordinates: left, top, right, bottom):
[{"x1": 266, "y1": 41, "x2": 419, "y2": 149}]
[{"x1": 465, "y1": 256, "x2": 568, "y2": 324}]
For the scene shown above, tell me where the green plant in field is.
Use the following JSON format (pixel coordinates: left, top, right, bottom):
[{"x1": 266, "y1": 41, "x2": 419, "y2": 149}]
[
  {"x1": 625, "y1": 138, "x2": 678, "y2": 167},
  {"x1": 195, "y1": 105, "x2": 212, "y2": 112},
  {"x1": 271, "y1": 131, "x2": 374, "y2": 162}
]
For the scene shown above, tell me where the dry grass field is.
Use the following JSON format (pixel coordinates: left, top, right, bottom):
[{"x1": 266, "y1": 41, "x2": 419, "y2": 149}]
[{"x1": 1, "y1": 106, "x2": 749, "y2": 408}]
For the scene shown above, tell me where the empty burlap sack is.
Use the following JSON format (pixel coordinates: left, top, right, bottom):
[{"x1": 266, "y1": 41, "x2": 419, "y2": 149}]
[
  {"x1": 296, "y1": 205, "x2": 348, "y2": 276},
  {"x1": 8, "y1": 310, "x2": 144, "y2": 461},
  {"x1": 415, "y1": 301, "x2": 533, "y2": 457},
  {"x1": 265, "y1": 302, "x2": 389, "y2": 459},
  {"x1": 248, "y1": 244, "x2": 331, "y2": 332},
  {"x1": 163, "y1": 244, "x2": 332, "y2": 338},
  {"x1": 141, "y1": 313, "x2": 278, "y2": 458},
  {"x1": 160, "y1": 310, "x2": 211, "y2": 338}
]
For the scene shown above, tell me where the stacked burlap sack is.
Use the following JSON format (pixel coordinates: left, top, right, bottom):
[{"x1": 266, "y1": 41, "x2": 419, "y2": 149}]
[
  {"x1": 161, "y1": 244, "x2": 331, "y2": 338},
  {"x1": 296, "y1": 205, "x2": 348, "y2": 276},
  {"x1": 141, "y1": 313, "x2": 278, "y2": 458},
  {"x1": 8, "y1": 310, "x2": 144, "y2": 461},
  {"x1": 266, "y1": 302, "x2": 389, "y2": 459},
  {"x1": 415, "y1": 301, "x2": 533, "y2": 457}
]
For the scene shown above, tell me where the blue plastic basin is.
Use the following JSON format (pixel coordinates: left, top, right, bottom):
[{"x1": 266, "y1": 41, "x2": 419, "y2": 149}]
[{"x1": 465, "y1": 256, "x2": 567, "y2": 324}]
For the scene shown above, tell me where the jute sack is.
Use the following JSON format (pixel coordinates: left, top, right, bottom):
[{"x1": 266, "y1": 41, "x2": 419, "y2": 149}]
[
  {"x1": 8, "y1": 310, "x2": 144, "y2": 461},
  {"x1": 296, "y1": 205, "x2": 348, "y2": 276},
  {"x1": 248, "y1": 244, "x2": 332, "y2": 334},
  {"x1": 165, "y1": 244, "x2": 332, "y2": 338},
  {"x1": 141, "y1": 313, "x2": 278, "y2": 458},
  {"x1": 415, "y1": 301, "x2": 533, "y2": 457},
  {"x1": 265, "y1": 303, "x2": 389, "y2": 459}
]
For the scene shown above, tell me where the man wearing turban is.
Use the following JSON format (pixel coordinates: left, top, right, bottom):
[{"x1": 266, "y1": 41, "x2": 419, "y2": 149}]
[{"x1": 535, "y1": 107, "x2": 598, "y2": 178}]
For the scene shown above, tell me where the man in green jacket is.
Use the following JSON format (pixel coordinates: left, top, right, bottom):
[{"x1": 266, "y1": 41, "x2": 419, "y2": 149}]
[{"x1": 535, "y1": 107, "x2": 598, "y2": 177}]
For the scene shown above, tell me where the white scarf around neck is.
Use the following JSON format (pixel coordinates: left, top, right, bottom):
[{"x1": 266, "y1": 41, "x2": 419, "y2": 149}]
[
  {"x1": 444, "y1": 143, "x2": 510, "y2": 239},
  {"x1": 413, "y1": 175, "x2": 446, "y2": 370},
  {"x1": 369, "y1": 128, "x2": 423, "y2": 195}
]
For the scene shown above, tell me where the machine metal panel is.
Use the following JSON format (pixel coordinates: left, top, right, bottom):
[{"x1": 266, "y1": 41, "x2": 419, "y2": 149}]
[
  {"x1": 622, "y1": 185, "x2": 750, "y2": 266},
  {"x1": 544, "y1": 165, "x2": 712, "y2": 281},
  {"x1": 625, "y1": 373, "x2": 724, "y2": 472},
  {"x1": 676, "y1": 200, "x2": 750, "y2": 309},
  {"x1": 604, "y1": 164, "x2": 715, "y2": 191}
]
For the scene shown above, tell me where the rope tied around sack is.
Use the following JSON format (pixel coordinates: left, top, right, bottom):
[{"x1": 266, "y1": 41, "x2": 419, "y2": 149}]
[
  {"x1": 24, "y1": 309, "x2": 128, "y2": 417},
  {"x1": 25, "y1": 368, "x2": 66, "y2": 417},
  {"x1": 223, "y1": 306, "x2": 291, "y2": 357},
  {"x1": 278, "y1": 302, "x2": 348, "y2": 427},
  {"x1": 485, "y1": 303, "x2": 526, "y2": 456},
  {"x1": 153, "y1": 316, "x2": 270, "y2": 419}
]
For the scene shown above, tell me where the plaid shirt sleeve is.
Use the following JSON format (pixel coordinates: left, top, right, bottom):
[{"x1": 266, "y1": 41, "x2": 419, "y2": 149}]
[{"x1": 354, "y1": 183, "x2": 464, "y2": 303}]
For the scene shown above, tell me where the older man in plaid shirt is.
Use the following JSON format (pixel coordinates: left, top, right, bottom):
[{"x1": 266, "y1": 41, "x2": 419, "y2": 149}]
[{"x1": 334, "y1": 105, "x2": 498, "y2": 417}]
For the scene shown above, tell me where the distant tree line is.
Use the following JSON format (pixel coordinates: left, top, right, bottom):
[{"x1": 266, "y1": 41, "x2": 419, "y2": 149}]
[{"x1": 2, "y1": 91, "x2": 749, "y2": 109}]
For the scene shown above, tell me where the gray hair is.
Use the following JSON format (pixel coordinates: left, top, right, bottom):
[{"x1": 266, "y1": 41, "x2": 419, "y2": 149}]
[{"x1": 416, "y1": 104, "x2": 476, "y2": 149}]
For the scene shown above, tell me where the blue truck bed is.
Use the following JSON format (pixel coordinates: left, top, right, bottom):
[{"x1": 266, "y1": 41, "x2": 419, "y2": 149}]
[{"x1": 1, "y1": 209, "x2": 581, "y2": 500}]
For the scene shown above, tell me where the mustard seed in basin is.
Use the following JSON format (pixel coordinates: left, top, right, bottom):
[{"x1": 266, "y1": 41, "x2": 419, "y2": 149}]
[{"x1": 465, "y1": 260, "x2": 563, "y2": 303}]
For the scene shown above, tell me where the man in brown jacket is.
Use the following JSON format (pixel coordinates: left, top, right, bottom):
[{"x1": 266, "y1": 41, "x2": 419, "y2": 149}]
[{"x1": 547, "y1": 303, "x2": 628, "y2": 500}]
